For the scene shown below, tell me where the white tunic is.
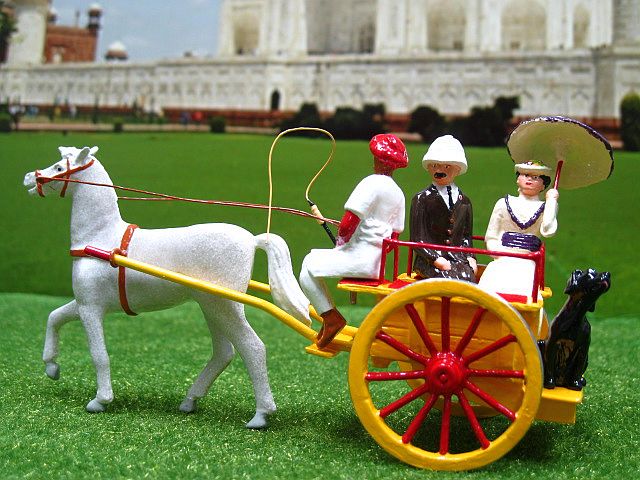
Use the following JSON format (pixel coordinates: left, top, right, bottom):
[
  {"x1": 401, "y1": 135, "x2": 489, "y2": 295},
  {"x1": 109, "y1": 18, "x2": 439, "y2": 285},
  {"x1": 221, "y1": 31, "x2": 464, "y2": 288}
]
[
  {"x1": 478, "y1": 194, "x2": 557, "y2": 299},
  {"x1": 300, "y1": 174, "x2": 405, "y2": 313}
]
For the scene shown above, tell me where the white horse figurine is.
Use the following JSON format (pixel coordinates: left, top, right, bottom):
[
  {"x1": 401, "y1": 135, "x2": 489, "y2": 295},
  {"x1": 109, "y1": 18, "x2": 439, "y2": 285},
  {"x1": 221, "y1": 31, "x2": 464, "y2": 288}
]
[{"x1": 23, "y1": 146, "x2": 311, "y2": 429}]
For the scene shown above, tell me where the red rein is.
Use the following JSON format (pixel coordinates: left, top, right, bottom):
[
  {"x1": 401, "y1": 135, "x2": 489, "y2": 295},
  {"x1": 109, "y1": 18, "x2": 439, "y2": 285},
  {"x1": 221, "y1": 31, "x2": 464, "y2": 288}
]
[{"x1": 35, "y1": 166, "x2": 339, "y2": 225}]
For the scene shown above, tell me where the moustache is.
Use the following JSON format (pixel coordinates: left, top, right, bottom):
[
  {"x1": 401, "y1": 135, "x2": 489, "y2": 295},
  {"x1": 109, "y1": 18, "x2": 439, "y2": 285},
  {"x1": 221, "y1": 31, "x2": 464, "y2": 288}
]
[{"x1": 434, "y1": 172, "x2": 447, "y2": 179}]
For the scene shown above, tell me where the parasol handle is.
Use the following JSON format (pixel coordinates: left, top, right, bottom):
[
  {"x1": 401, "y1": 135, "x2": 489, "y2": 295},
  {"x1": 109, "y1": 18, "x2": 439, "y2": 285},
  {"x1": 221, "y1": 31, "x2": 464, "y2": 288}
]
[{"x1": 553, "y1": 160, "x2": 564, "y2": 190}]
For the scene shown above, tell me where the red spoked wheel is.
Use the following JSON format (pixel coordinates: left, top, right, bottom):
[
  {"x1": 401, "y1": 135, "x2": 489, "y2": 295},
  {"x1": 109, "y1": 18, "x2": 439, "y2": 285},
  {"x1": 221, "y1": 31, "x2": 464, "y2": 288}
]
[{"x1": 348, "y1": 279, "x2": 542, "y2": 471}]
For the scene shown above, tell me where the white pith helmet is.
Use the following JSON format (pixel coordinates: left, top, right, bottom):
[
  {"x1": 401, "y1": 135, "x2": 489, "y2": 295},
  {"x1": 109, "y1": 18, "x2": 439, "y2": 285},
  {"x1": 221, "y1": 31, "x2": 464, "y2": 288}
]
[{"x1": 422, "y1": 135, "x2": 468, "y2": 174}]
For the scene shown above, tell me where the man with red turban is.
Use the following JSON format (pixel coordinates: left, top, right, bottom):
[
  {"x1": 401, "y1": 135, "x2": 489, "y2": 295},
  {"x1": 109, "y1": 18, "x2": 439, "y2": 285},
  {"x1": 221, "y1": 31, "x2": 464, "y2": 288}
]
[{"x1": 300, "y1": 134, "x2": 408, "y2": 348}]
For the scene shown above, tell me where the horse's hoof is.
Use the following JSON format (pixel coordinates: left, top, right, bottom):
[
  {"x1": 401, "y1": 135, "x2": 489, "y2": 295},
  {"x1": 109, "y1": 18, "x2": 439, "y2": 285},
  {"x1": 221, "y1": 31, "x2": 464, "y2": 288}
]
[
  {"x1": 86, "y1": 399, "x2": 107, "y2": 413},
  {"x1": 245, "y1": 411, "x2": 270, "y2": 430},
  {"x1": 179, "y1": 397, "x2": 197, "y2": 413},
  {"x1": 45, "y1": 362, "x2": 60, "y2": 380}
]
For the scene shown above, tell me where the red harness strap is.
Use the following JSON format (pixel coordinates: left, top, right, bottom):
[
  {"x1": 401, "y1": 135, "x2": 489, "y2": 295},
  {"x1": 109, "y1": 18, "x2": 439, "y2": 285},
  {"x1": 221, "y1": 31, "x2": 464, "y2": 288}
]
[
  {"x1": 36, "y1": 159, "x2": 95, "y2": 197},
  {"x1": 115, "y1": 224, "x2": 138, "y2": 316},
  {"x1": 70, "y1": 224, "x2": 139, "y2": 316}
]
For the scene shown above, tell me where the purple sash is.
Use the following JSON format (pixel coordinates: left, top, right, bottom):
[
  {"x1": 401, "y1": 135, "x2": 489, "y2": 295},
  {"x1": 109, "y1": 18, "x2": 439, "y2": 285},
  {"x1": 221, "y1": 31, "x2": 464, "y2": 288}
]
[{"x1": 501, "y1": 232, "x2": 542, "y2": 251}]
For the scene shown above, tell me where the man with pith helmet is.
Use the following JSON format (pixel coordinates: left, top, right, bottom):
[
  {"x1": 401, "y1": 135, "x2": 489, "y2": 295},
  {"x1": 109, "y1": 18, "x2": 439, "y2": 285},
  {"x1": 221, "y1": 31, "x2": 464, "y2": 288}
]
[{"x1": 410, "y1": 135, "x2": 477, "y2": 282}]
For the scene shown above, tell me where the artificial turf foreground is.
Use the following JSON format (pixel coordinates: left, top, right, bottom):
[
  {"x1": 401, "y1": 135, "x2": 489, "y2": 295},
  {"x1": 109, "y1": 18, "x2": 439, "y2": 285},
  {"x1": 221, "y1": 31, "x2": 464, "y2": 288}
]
[
  {"x1": 0, "y1": 293, "x2": 638, "y2": 479},
  {"x1": 1, "y1": 131, "x2": 639, "y2": 478}
]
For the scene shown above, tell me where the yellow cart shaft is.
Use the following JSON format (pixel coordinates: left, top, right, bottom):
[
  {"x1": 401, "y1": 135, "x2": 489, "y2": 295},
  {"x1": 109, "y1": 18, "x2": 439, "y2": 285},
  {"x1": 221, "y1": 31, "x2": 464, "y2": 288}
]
[{"x1": 83, "y1": 246, "x2": 318, "y2": 341}]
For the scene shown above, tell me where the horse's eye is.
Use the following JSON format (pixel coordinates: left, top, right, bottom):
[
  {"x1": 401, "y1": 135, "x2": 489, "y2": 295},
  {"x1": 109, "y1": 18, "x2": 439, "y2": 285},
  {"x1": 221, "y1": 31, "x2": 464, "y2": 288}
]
[{"x1": 55, "y1": 165, "x2": 64, "y2": 172}]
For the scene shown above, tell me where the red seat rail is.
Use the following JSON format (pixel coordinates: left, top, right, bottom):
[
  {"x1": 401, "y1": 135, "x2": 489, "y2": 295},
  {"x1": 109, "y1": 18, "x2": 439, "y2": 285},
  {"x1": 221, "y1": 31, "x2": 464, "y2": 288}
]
[{"x1": 379, "y1": 236, "x2": 546, "y2": 302}]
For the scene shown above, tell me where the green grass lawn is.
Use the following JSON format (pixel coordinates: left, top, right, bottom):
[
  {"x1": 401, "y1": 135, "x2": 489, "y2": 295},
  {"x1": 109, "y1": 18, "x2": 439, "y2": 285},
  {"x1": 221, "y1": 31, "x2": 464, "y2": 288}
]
[
  {"x1": 1, "y1": 131, "x2": 639, "y2": 478},
  {"x1": 3, "y1": 131, "x2": 638, "y2": 316},
  {"x1": 0, "y1": 294, "x2": 637, "y2": 479}
]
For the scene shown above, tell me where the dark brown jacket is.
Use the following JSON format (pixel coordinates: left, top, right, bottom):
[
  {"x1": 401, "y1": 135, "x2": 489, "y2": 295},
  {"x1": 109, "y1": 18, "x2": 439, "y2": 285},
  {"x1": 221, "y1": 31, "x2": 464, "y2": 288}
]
[{"x1": 409, "y1": 185, "x2": 476, "y2": 281}]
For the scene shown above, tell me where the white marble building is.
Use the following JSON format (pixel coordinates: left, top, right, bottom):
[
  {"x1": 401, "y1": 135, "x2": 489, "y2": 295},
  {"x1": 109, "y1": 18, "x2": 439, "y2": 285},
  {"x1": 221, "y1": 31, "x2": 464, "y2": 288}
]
[{"x1": 1, "y1": 0, "x2": 639, "y2": 120}]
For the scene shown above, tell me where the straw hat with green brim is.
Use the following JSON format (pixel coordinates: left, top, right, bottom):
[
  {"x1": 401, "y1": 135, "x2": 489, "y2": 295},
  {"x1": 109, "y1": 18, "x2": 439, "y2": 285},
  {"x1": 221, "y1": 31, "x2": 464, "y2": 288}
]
[{"x1": 514, "y1": 161, "x2": 552, "y2": 176}]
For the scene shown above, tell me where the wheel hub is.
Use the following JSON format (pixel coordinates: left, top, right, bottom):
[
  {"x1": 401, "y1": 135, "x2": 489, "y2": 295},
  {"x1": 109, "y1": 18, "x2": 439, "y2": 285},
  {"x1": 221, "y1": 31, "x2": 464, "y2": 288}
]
[{"x1": 424, "y1": 352, "x2": 466, "y2": 395}]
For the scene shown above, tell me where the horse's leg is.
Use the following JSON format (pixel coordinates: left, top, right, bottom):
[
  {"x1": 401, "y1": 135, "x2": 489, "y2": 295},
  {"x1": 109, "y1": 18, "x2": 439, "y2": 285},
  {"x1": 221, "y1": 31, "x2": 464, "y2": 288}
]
[
  {"x1": 179, "y1": 309, "x2": 235, "y2": 413},
  {"x1": 43, "y1": 300, "x2": 79, "y2": 380},
  {"x1": 204, "y1": 298, "x2": 276, "y2": 429},
  {"x1": 78, "y1": 305, "x2": 113, "y2": 413}
]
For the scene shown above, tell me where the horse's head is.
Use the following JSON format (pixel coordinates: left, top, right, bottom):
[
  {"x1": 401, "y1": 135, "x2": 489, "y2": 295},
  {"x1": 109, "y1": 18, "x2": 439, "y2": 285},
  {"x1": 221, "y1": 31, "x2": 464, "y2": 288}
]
[{"x1": 24, "y1": 146, "x2": 99, "y2": 197}]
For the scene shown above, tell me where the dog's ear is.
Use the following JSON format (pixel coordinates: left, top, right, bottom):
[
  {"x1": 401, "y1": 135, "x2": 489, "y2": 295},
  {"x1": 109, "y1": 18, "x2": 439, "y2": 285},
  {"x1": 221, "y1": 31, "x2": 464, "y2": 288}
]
[{"x1": 564, "y1": 269, "x2": 583, "y2": 294}]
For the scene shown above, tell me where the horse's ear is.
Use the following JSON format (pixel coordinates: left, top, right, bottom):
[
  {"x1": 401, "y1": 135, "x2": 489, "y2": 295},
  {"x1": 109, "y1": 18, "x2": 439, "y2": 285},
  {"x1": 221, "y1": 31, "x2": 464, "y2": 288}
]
[
  {"x1": 89, "y1": 146, "x2": 99, "y2": 156},
  {"x1": 75, "y1": 147, "x2": 92, "y2": 165}
]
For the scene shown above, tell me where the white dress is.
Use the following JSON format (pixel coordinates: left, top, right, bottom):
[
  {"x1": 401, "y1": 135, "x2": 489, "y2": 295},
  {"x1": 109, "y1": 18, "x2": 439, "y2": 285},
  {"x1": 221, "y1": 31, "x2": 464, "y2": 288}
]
[
  {"x1": 299, "y1": 174, "x2": 405, "y2": 313},
  {"x1": 478, "y1": 194, "x2": 557, "y2": 299}
]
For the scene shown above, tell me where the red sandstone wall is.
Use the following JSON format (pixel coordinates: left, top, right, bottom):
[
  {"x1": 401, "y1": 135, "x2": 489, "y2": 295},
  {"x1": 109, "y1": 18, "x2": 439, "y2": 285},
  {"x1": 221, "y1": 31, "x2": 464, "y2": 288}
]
[{"x1": 44, "y1": 25, "x2": 97, "y2": 63}]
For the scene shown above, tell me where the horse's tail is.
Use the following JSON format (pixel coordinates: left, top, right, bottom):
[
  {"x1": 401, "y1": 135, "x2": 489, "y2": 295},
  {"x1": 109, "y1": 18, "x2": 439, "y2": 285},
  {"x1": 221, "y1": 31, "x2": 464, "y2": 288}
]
[{"x1": 255, "y1": 233, "x2": 311, "y2": 326}]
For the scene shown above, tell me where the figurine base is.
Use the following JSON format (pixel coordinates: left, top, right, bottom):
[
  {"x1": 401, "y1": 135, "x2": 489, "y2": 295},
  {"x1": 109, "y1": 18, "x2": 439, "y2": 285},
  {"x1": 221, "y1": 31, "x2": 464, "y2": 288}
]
[{"x1": 536, "y1": 387, "x2": 584, "y2": 424}]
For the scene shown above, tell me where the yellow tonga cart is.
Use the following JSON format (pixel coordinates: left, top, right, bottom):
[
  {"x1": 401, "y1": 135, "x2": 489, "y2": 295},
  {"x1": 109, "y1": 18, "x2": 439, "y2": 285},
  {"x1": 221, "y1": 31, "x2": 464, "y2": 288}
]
[{"x1": 84, "y1": 236, "x2": 584, "y2": 471}]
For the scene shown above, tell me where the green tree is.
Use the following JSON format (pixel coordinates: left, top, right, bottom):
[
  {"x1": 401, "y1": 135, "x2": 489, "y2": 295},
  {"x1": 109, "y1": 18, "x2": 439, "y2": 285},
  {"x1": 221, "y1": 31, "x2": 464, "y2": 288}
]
[
  {"x1": 408, "y1": 106, "x2": 446, "y2": 143},
  {"x1": 620, "y1": 91, "x2": 640, "y2": 151},
  {"x1": 280, "y1": 102, "x2": 324, "y2": 136},
  {"x1": 0, "y1": 1, "x2": 17, "y2": 63},
  {"x1": 449, "y1": 96, "x2": 519, "y2": 146}
]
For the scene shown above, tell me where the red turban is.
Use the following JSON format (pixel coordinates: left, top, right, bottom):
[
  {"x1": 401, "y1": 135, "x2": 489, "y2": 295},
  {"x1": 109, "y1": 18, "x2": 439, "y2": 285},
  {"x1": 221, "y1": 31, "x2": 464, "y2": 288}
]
[{"x1": 369, "y1": 134, "x2": 408, "y2": 169}]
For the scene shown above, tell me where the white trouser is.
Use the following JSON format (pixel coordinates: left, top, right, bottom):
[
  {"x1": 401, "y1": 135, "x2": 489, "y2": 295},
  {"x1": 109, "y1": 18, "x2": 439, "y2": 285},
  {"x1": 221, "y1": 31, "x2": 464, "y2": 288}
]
[
  {"x1": 299, "y1": 243, "x2": 381, "y2": 315},
  {"x1": 299, "y1": 253, "x2": 335, "y2": 315}
]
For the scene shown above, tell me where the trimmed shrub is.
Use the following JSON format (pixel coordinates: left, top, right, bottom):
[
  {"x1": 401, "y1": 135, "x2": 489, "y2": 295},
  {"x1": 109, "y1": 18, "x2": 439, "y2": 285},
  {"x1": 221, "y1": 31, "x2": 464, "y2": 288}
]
[
  {"x1": 324, "y1": 105, "x2": 385, "y2": 140},
  {"x1": 449, "y1": 96, "x2": 519, "y2": 146},
  {"x1": 361, "y1": 103, "x2": 386, "y2": 137},
  {"x1": 408, "y1": 106, "x2": 446, "y2": 143},
  {"x1": 362, "y1": 103, "x2": 385, "y2": 123},
  {"x1": 281, "y1": 103, "x2": 385, "y2": 140},
  {"x1": 494, "y1": 96, "x2": 519, "y2": 122},
  {"x1": 112, "y1": 118, "x2": 124, "y2": 133},
  {"x1": 324, "y1": 107, "x2": 365, "y2": 139},
  {"x1": 208, "y1": 115, "x2": 226, "y2": 133},
  {"x1": 280, "y1": 103, "x2": 324, "y2": 136},
  {"x1": 91, "y1": 103, "x2": 100, "y2": 124},
  {"x1": 620, "y1": 92, "x2": 640, "y2": 151},
  {"x1": 0, "y1": 112, "x2": 11, "y2": 132}
]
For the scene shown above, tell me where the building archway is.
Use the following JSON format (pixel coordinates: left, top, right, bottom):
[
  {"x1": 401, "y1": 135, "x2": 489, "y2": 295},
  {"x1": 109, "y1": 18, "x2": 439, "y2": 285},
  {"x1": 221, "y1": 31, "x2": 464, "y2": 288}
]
[
  {"x1": 573, "y1": 4, "x2": 590, "y2": 48},
  {"x1": 357, "y1": 20, "x2": 375, "y2": 53},
  {"x1": 233, "y1": 13, "x2": 259, "y2": 55},
  {"x1": 427, "y1": 0, "x2": 466, "y2": 51},
  {"x1": 501, "y1": 0, "x2": 546, "y2": 51},
  {"x1": 270, "y1": 89, "x2": 281, "y2": 111}
]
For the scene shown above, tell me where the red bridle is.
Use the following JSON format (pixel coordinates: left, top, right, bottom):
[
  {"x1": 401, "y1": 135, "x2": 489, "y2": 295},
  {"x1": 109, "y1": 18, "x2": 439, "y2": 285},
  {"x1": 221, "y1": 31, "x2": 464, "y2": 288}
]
[{"x1": 35, "y1": 158, "x2": 95, "y2": 197}]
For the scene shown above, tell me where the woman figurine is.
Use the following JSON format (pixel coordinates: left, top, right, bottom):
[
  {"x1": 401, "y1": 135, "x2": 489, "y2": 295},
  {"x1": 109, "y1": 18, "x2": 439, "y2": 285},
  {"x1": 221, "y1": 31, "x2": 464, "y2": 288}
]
[{"x1": 478, "y1": 161, "x2": 559, "y2": 300}]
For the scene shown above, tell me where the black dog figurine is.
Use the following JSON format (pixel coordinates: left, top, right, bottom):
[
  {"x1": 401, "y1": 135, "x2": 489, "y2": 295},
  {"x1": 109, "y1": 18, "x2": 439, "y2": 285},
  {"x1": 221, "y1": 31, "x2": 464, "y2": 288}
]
[{"x1": 543, "y1": 268, "x2": 611, "y2": 390}]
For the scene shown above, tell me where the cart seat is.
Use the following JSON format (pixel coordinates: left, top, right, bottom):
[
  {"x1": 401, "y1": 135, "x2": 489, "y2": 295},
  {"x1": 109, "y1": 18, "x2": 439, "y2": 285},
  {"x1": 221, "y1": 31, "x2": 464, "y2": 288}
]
[
  {"x1": 494, "y1": 288, "x2": 552, "y2": 305},
  {"x1": 337, "y1": 276, "x2": 413, "y2": 296},
  {"x1": 338, "y1": 277, "x2": 384, "y2": 288},
  {"x1": 496, "y1": 292, "x2": 529, "y2": 304}
]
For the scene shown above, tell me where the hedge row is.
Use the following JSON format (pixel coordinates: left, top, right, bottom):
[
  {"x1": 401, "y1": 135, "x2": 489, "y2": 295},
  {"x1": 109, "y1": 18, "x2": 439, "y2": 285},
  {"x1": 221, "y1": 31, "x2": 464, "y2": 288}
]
[{"x1": 281, "y1": 97, "x2": 519, "y2": 147}]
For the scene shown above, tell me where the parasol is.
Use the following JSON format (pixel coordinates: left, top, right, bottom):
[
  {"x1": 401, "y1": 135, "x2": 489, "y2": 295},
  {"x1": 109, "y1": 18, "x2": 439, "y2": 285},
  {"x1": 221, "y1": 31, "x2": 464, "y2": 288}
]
[{"x1": 506, "y1": 116, "x2": 614, "y2": 190}]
